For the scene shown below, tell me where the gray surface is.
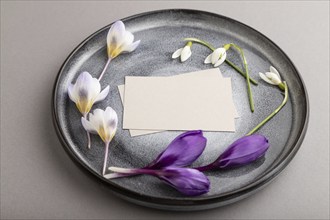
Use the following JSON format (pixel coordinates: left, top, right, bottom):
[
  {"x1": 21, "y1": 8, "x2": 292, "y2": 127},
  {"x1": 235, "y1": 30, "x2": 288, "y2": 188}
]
[{"x1": 1, "y1": 1, "x2": 329, "y2": 219}]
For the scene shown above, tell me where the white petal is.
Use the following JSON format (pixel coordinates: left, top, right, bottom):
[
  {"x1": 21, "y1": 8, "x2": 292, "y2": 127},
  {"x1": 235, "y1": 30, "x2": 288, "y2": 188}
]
[
  {"x1": 213, "y1": 51, "x2": 227, "y2": 67},
  {"x1": 180, "y1": 46, "x2": 192, "y2": 62},
  {"x1": 204, "y1": 54, "x2": 212, "y2": 64},
  {"x1": 89, "y1": 108, "x2": 105, "y2": 129},
  {"x1": 105, "y1": 107, "x2": 118, "y2": 130},
  {"x1": 172, "y1": 48, "x2": 183, "y2": 59},
  {"x1": 124, "y1": 40, "x2": 140, "y2": 53},
  {"x1": 107, "y1": 20, "x2": 126, "y2": 48},
  {"x1": 95, "y1": 85, "x2": 110, "y2": 103},
  {"x1": 123, "y1": 31, "x2": 134, "y2": 45},
  {"x1": 104, "y1": 107, "x2": 118, "y2": 141},
  {"x1": 211, "y1": 48, "x2": 226, "y2": 65},
  {"x1": 259, "y1": 72, "x2": 277, "y2": 85},
  {"x1": 81, "y1": 117, "x2": 98, "y2": 133},
  {"x1": 68, "y1": 83, "x2": 77, "y2": 102},
  {"x1": 265, "y1": 72, "x2": 281, "y2": 85},
  {"x1": 270, "y1": 66, "x2": 281, "y2": 81},
  {"x1": 75, "y1": 72, "x2": 100, "y2": 101}
]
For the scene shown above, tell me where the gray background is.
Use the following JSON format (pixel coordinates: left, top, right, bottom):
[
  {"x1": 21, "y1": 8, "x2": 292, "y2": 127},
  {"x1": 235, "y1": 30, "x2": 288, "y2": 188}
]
[{"x1": 1, "y1": 1, "x2": 329, "y2": 219}]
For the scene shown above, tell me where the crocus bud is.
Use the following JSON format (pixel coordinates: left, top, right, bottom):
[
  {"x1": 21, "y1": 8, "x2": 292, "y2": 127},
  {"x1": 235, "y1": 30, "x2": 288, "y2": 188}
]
[{"x1": 196, "y1": 134, "x2": 269, "y2": 171}]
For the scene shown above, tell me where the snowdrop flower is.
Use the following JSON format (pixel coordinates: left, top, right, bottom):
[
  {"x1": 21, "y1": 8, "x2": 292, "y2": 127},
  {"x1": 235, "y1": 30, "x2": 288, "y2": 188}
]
[
  {"x1": 204, "y1": 47, "x2": 227, "y2": 67},
  {"x1": 172, "y1": 42, "x2": 192, "y2": 62},
  {"x1": 81, "y1": 107, "x2": 118, "y2": 175},
  {"x1": 68, "y1": 72, "x2": 110, "y2": 116},
  {"x1": 106, "y1": 20, "x2": 140, "y2": 59},
  {"x1": 259, "y1": 66, "x2": 285, "y2": 90}
]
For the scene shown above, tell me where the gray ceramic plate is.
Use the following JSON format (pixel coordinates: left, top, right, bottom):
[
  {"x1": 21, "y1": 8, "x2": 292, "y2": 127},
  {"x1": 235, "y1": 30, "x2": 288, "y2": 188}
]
[{"x1": 52, "y1": 9, "x2": 309, "y2": 210}]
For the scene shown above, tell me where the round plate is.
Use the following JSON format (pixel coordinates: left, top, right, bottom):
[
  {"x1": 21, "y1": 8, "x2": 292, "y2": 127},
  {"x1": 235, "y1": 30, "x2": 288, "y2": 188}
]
[{"x1": 52, "y1": 9, "x2": 309, "y2": 210}]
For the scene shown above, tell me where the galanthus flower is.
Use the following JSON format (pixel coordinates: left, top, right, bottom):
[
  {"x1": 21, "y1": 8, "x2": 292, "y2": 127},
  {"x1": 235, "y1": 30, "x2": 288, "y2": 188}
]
[
  {"x1": 98, "y1": 20, "x2": 140, "y2": 81},
  {"x1": 81, "y1": 107, "x2": 118, "y2": 175},
  {"x1": 259, "y1": 66, "x2": 285, "y2": 90},
  {"x1": 109, "y1": 167, "x2": 210, "y2": 196},
  {"x1": 68, "y1": 71, "x2": 110, "y2": 116},
  {"x1": 195, "y1": 134, "x2": 270, "y2": 171},
  {"x1": 105, "y1": 130, "x2": 207, "y2": 179},
  {"x1": 204, "y1": 47, "x2": 227, "y2": 67},
  {"x1": 172, "y1": 41, "x2": 192, "y2": 62}
]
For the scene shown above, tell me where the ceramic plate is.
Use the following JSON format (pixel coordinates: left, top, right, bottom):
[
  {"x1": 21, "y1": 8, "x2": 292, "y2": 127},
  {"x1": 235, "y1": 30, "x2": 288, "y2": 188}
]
[{"x1": 52, "y1": 9, "x2": 309, "y2": 210}]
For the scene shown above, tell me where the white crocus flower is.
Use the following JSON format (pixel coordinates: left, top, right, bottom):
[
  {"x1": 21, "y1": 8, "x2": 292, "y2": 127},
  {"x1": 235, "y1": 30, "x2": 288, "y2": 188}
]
[
  {"x1": 259, "y1": 66, "x2": 283, "y2": 85},
  {"x1": 106, "y1": 20, "x2": 140, "y2": 59},
  {"x1": 81, "y1": 107, "x2": 118, "y2": 175},
  {"x1": 172, "y1": 42, "x2": 192, "y2": 62},
  {"x1": 68, "y1": 72, "x2": 110, "y2": 116},
  {"x1": 204, "y1": 48, "x2": 227, "y2": 67}
]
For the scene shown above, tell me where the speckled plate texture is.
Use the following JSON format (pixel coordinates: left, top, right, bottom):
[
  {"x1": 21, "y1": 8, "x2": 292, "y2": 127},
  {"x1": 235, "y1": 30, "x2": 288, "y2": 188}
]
[{"x1": 52, "y1": 9, "x2": 309, "y2": 211}]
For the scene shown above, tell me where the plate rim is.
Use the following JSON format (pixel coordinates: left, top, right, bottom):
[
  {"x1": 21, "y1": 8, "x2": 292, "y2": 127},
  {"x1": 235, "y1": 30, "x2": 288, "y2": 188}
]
[{"x1": 52, "y1": 8, "x2": 310, "y2": 210}]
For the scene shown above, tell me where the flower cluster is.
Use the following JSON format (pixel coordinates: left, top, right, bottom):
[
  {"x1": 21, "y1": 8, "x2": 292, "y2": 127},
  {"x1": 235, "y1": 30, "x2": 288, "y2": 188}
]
[
  {"x1": 173, "y1": 38, "x2": 255, "y2": 112},
  {"x1": 106, "y1": 131, "x2": 270, "y2": 196},
  {"x1": 105, "y1": 60, "x2": 288, "y2": 196},
  {"x1": 68, "y1": 21, "x2": 140, "y2": 175},
  {"x1": 67, "y1": 21, "x2": 290, "y2": 197}
]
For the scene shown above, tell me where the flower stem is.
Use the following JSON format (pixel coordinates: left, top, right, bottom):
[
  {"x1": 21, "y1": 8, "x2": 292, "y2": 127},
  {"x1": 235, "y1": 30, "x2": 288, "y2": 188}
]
[
  {"x1": 83, "y1": 114, "x2": 91, "y2": 149},
  {"x1": 229, "y1": 43, "x2": 254, "y2": 112},
  {"x1": 183, "y1": 38, "x2": 258, "y2": 85},
  {"x1": 225, "y1": 59, "x2": 258, "y2": 85},
  {"x1": 102, "y1": 142, "x2": 110, "y2": 176},
  {"x1": 108, "y1": 167, "x2": 157, "y2": 176},
  {"x1": 98, "y1": 58, "x2": 111, "y2": 81},
  {"x1": 104, "y1": 172, "x2": 137, "y2": 179},
  {"x1": 246, "y1": 82, "x2": 288, "y2": 135}
]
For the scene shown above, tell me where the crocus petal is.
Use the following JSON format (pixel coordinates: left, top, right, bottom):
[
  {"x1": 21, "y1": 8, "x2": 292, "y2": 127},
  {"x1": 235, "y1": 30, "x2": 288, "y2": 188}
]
[
  {"x1": 95, "y1": 85, "x2": 110, "y2": 103},
  {"x1": 211, "y1": 48, "x2": 226, "y2": 64},
  {"x1": 265, "y1": 72, "x2": 282, "y2": 85},
  {"x1": 270, "y1": 66, "x2": 281, "y2": 81},
  {"x1": 107, "y1": 20, "x2": 126, "y2": 48},
  {"x1": 204, "y1": 53, "x2": 212, "y2": 64},
  {"x1": 213, "y1": 51, "x2": 227, "y2": 67},
  {"x1": 147, "y1": 130, "x2": 207, "y2": 169},
  {"x1": 68, "y1": 83, "x2": 77, "y2": 102},
  {"x1": 215, "y1": 134, "x2": 269, "y2": 168},
  {"x1": 259, "y1": 72, "x2": 277, "y2": 85},
  {"x1": 81, "y1": 117, "x2": 98, "y2": 134},
  {"x1": 172, "y1": 48, "x2": 183, "y2": 59},
  {"x1": 158, "y1": 167, "x2": 210, "y2": 196},
  {"x1": 89, "y1": 109, "x2": 105, "y2": 130},
  {"x1": 180, "y1": 46, "x2": 192, "y2": 62},
  {"x1": 124, "y1": 40, "x2": 140, "y2": 53},
  {"x1": 104, "y1": 107, "x2": 118, "y2": 141}
]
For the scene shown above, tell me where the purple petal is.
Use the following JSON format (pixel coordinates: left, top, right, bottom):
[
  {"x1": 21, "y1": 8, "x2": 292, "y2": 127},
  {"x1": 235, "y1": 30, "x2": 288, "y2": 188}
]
[
  {"x1": 215, "y1": 134, "x2": 269, "y2": 169},
  {"x1": 146, "y1": 130, "x2": 207, "y2": 169},
  {"x1": 158, "y1": 167, "x2": 210, "y2": 196}
]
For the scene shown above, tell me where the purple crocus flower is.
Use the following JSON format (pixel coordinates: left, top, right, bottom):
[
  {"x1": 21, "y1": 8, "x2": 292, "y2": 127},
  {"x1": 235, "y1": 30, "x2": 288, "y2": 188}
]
[
  {"x1": 106, "y1": 130, "x2": 207, "y2": 179},
  {"x1": 196, "y1": 134, "x2": 269, "y2": 171},
  {"x1": 105, "y1": 130, "x2": 210, "y2": 196},
  {"x1": 146, "y1": 130, "x2": 207, "y2": 169},
  {"x1": 109, "y1": 167, "x2": 210, "y2": 196}
]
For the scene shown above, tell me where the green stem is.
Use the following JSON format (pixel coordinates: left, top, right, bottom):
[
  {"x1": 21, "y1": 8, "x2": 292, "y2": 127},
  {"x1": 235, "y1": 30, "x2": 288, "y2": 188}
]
[
  {"x1": 246, "y1": 82, "x2": 288, "y2": 135},
  {"x1": 183, "y1": 38, "x2": 258, "y2": 85},
  {"x1": 229, "y1": 43, "x2": 254, "y2": 112},
  {"x1": 225, "y1": 59, "x2": 258, "y2": 85}
]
